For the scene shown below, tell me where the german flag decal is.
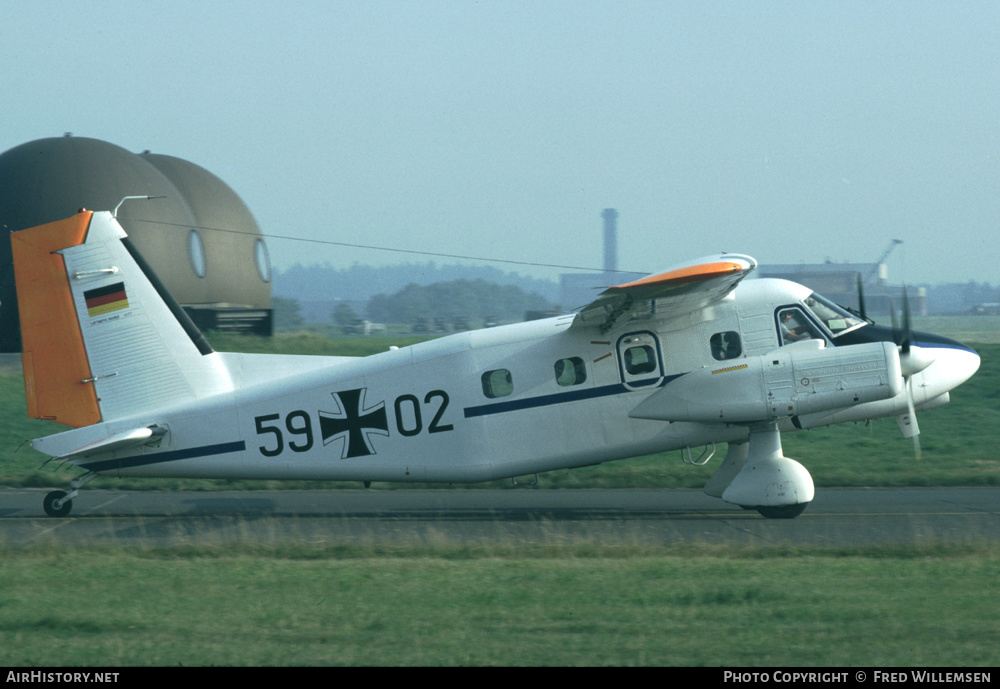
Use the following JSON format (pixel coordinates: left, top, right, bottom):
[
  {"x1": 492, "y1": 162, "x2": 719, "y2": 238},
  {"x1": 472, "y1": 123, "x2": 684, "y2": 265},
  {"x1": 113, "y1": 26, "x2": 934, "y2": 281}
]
[{"x1": 85, "y1": 282, "x2": 130, "y2": 317}]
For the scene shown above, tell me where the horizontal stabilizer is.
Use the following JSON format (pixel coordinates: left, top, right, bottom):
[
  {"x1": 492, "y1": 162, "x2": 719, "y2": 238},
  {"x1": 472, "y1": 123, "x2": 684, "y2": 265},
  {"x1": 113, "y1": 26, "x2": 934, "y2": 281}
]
[{"x1": 45, "y1": 426, "x2": 164, "y2": 460}]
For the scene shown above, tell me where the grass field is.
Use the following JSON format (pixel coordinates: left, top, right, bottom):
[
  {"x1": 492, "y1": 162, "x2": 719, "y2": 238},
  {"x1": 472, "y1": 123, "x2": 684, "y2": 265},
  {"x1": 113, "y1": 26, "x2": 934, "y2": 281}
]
[
  {"x1": 2, "y1": 542, "x2": 998, "y2": 666},
  {"x1": 1, "y1": 317, "x2": 996, "y2": 667}
]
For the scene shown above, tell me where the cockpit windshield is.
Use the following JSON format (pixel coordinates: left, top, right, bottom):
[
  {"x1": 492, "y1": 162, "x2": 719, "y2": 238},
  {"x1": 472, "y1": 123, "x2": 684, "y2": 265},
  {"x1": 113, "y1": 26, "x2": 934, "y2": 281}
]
[{"x1": 803, "y1": 293, "x2": 867, "y2": 338}]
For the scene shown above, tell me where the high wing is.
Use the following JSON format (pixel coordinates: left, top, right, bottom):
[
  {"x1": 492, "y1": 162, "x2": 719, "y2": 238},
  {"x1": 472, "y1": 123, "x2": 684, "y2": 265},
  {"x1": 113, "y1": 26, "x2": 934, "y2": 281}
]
[{"x1": 571, "y1": 253, "x2": 757, "y2": 333}]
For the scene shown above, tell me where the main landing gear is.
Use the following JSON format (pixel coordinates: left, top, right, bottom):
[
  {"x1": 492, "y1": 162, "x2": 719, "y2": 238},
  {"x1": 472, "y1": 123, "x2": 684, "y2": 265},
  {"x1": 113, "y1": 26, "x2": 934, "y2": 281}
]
[
  {"x1": 42, "y1": 472, "x2": 96, "y2": 517},
  {"x1": 703, "y1": 423, "x2": 815, "y2": 519}
]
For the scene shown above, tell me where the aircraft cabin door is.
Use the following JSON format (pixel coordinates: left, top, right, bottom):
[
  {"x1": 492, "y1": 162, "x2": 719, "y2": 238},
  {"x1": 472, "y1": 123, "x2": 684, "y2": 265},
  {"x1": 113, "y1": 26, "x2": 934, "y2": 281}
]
[{"x1": 617, "y1": 331, "x2": 664, "y2": 390}]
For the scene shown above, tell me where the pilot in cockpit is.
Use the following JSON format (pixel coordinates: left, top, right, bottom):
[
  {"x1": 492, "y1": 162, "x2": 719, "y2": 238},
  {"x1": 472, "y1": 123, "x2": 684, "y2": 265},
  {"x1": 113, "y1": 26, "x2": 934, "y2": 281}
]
[{"x1": 779, "y1": 308, "x2": 820, "y2": 344}]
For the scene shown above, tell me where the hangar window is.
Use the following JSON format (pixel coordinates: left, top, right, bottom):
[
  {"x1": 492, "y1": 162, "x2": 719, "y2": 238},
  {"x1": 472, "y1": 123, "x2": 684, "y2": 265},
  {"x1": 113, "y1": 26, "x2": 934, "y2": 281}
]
[
  {"x1": 710, "y1": 332, "x2": 742, "y2": 360},
  {"x1": 554, "y1": 357, "x2": 586, "y2": 386},
  {"x1": 623, "y1": 345, "x2": 657, "y2": 375},
  {"x1": 188, "y1": 229, "x2": 206, "y2": 278},
  {"x1": 255, "y1": 238, "x2": 272, "y2": 283},
  {"x1": 481, "y1": 369, "x2": 513, "y2": 399}
]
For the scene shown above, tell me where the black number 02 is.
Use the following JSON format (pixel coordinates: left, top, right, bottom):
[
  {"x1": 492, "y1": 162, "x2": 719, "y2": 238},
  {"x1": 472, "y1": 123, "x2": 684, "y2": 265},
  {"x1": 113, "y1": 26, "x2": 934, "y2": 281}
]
[{"x1": 393, "y1": 390, "x2": 454, "y2": 437}]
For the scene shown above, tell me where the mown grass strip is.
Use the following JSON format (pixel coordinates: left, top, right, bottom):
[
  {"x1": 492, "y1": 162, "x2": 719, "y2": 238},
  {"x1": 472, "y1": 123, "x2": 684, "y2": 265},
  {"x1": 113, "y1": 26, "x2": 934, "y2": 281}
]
[{"x1": 1, "y1": 542, "x2": 997, "y2": 666}]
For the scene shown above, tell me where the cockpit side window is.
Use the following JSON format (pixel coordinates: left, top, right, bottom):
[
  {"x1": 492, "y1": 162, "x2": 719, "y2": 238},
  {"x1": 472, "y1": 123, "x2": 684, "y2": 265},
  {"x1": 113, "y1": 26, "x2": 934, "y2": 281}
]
[{"x1": 777, "y1": 307, "x2": 823, "y2": 345}]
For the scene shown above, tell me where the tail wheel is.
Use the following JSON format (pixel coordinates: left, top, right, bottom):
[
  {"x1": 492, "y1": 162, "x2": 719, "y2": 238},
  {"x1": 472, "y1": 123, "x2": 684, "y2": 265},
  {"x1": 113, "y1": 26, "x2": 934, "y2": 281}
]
[{"x1": 43, "y1": 490, "x2": 73, "y2": 518}]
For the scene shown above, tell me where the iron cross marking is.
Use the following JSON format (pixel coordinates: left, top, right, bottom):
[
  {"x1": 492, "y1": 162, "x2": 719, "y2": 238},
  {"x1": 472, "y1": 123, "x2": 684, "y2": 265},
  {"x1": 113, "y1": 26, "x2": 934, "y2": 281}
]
[{"x1": 319, "y1": 388, "x2": 389, "y2": 459}]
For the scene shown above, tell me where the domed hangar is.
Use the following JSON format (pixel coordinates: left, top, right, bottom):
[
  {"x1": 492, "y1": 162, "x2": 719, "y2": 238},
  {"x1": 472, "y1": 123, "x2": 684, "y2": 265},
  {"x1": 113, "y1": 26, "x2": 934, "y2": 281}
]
[{"x1": 0, "y1": 135, "x2": 272, "y2": 352}]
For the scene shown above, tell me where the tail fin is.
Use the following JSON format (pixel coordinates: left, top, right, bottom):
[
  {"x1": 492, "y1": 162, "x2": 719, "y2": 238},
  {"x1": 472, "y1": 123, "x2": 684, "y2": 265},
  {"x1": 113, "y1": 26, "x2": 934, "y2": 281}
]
[{"x1": 11, "y1": 210, "x2": 232, "y2": 428}]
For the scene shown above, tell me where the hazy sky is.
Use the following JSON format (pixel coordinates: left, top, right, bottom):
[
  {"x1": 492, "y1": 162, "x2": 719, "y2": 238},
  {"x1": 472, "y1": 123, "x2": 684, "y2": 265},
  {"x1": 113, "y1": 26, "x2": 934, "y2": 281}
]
[{"x1": 3, "y1": 1, "x2": 998, "y2": 285}]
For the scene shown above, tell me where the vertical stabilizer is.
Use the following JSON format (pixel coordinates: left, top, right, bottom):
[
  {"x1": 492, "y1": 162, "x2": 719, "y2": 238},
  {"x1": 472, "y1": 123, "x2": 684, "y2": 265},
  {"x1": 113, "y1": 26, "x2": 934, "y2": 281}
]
[{"x1": 12, "y1": 210, "x2": 233, "y2": 427}]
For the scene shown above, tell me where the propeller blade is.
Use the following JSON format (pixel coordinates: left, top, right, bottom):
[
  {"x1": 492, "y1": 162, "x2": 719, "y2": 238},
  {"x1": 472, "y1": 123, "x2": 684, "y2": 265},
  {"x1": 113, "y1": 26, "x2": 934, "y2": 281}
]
[
  {"x1": 905, "y1": 376, "x2": 921, "y2": 460},
  {"x1": 856, "y1": 273, "x2": 867, "y2": 320},
  {"x1": 890, "y1": 298, "x2": 900, "y2": 346},
  {"x1": 900, "y1": 285, "x2": 912, "y2": 355}
]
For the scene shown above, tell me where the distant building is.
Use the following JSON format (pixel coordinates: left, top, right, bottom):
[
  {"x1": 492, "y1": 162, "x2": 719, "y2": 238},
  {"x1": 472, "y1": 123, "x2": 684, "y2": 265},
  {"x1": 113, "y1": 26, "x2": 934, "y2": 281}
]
[
  {"x1": 971, "y1": 302, "x2": 1000, "y2": 316},
  {"x1": 757, "y1": 261, "x2": 926, "y2": 316},
  {"x1": 556, "y1": 210, "x2": 927, "y2": 318},
  {"x1": 0, "y1": 135, "x2": 272, "y2": 351}
]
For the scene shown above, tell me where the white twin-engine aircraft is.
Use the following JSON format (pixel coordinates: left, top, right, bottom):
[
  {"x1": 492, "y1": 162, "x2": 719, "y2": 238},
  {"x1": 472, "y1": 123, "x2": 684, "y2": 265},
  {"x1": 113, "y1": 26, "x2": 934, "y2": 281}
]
[{"x1": 12, "y1": 207, "x2": 980, "y2": 518}]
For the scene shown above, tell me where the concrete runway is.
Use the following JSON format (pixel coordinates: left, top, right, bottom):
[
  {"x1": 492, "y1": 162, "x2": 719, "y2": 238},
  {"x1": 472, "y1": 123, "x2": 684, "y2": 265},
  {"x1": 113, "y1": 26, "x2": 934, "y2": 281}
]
[{"x1": 2, "y1": 487, "x2": 998, "y2": 548}]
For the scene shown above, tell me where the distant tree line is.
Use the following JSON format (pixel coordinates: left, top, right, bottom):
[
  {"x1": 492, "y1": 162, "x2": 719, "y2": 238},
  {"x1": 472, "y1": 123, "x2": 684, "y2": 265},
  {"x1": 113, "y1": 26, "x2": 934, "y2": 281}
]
[
  {"x1": 273, "y1": 261, "x2": 560, "y2": 306},
  {"x1": 366, "y1": 279, "x2": 554, "y2": 324}
]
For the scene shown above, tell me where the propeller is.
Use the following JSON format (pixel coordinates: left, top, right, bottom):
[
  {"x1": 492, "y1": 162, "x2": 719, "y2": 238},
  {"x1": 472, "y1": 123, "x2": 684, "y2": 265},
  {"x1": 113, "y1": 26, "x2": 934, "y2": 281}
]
[
  {"x1": 889, "y1": 285, "x2": 931, "y2": 459},
  {"x1": 858, "y1": 268, "x2": 935, "y2": 460}
]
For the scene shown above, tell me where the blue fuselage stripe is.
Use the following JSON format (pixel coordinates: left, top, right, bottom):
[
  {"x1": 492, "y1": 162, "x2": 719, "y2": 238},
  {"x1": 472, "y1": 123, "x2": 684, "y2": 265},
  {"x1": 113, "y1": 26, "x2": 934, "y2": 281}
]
[
  {"x1": 81, "y1": 440, "x2": 247, "y2": 473},
  {"x1": 463, "y1": 373, "x2": 684, "y2": 418}
]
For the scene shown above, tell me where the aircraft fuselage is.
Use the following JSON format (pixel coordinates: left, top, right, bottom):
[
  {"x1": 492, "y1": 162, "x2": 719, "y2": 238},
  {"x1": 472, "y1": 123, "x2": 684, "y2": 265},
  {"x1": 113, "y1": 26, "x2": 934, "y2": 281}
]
[{"x1": 51, "y1": 278, "x2": 978, "y2": 484}]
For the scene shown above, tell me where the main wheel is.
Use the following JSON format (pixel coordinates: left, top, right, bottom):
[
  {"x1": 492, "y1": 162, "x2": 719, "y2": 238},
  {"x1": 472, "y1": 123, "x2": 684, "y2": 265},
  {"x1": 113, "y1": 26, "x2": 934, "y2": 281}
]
[
  {"x1": 43, "y1": 490, "x2": 72, "y2": 518},
  {"x1": 756, "y1": 502, "x2": 809, "y2": 519}
]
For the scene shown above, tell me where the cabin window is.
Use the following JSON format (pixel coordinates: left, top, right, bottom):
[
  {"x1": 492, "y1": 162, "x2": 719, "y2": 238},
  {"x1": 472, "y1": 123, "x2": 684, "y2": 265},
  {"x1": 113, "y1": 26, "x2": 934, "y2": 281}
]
[
  {"x1": 623, "y1": 345, "x2": 657, "y2": 375},
  {"x1": 710, "y1": 331, "x2": 742, "y2": 360},
  {"x1": 554, "y1": 357, "x2": 586, "y2": 386},
  {"x1": 481, "y1": 369, "x2": 513, "y2": 398}
]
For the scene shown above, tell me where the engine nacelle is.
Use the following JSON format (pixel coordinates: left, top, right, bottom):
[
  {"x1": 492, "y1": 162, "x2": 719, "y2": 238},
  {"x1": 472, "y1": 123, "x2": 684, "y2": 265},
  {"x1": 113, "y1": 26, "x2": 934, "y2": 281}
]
[{"x1": 630, "y1": 340, "x2": 903, "y2": 424}]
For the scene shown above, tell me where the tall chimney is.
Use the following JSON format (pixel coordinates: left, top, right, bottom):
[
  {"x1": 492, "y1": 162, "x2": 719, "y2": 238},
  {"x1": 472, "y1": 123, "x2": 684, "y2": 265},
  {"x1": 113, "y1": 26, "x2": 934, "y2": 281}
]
[{"x1": 602, "y1": 208, "x2": 618, "y2": 272}]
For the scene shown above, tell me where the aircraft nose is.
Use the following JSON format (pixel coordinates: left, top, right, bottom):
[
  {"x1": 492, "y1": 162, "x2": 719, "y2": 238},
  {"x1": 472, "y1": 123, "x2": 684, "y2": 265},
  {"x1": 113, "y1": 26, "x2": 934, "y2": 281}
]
[
  {"x1": 957, "y1": 344, "x2": 981, "y2": 385},
  {"x1": 932, "y1": 342, "x2": 980, "y2": 392}
]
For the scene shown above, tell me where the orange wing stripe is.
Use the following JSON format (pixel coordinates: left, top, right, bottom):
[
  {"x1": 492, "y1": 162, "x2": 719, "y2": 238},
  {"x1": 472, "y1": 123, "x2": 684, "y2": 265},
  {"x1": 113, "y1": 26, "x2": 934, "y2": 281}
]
[{"x1": 612, "y1": 261, "x2": 745, "y2": 291}]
